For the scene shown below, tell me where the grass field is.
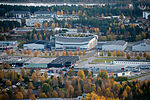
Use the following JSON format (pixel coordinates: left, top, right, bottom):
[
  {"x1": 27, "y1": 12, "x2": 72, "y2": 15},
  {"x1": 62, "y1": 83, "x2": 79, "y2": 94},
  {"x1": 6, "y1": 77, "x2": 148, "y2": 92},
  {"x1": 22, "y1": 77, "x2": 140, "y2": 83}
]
[
  {"x1": 80, "y1": 58, "x2": 88, "y2": 62},
  {"x1": 92, "y1": 59, "x2": 114, "y2": 63}
]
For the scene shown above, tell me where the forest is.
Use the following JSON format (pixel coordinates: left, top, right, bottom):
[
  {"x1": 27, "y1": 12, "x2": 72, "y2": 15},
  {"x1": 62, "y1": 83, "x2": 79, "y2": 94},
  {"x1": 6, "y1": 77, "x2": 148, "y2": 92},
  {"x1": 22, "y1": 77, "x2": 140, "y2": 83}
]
[{"x1": 0, "y1": 66, "x2": 150, "y2": 100}]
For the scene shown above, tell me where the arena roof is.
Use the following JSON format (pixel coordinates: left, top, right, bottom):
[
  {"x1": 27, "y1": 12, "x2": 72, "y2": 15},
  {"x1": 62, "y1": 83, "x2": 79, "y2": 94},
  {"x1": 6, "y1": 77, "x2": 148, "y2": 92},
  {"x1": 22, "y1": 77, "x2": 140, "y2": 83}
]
[{"x1": 55, "y1": 34, "x2": 96, "y2": 43}]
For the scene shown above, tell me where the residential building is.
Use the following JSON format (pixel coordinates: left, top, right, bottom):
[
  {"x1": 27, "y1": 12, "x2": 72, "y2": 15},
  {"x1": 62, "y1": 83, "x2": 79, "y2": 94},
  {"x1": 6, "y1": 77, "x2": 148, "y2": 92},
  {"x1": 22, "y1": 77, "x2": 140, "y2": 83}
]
[
  {"x1": 0, "y1": 41, "x2": 17, "y2": 51},
  {"x1": 26, "y1": 16, "x2": 53, "y2": 27},
  {"x1": 132, "y1": 39, "x2": 150, "y2": 52},
  {"x1": 8, "y1": 11, "x2": 31, "y2": 19},
  {"x1": 34, "y1": 11, "x2": 55, "y2": 18},
  {"x1": 102, "y1": 40, "x2": 128, "y2": 51},
  {"x1": 55, "y1": 33, "x2": 98, "y2": 51},
  {"x1": 143, "y1": 11, "x2": 150, "y2": 19},
  {"x1": 55, "y1": 14, "x2": 79, "y2": 21},
  {"x1": 0, "y1": 18, "x2": 22, "y2": 25},
  {"x1": 13, "y1": 27, "x2": 54, "y2": 34}
]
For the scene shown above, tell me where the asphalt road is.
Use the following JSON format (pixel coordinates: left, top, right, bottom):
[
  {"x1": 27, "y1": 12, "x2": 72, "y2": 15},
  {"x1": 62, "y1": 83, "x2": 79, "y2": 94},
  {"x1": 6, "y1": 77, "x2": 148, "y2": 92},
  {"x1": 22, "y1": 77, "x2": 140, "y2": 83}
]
[{"x1": 137, "y1": 74, "x2": 150, "y2": 81}]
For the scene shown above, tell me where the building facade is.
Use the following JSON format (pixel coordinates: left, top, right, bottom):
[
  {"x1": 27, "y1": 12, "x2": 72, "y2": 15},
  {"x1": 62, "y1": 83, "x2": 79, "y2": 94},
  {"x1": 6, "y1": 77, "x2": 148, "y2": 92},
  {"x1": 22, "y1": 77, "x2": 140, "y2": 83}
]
[
  {"x1": 26, "y1": 17, "x2": 53, "y2": 26},
  {"x1": 0, "y1": 41, "x2": 17, "y2": 51},
  {"x1": 102, "y1": 40, "x2": 128, "y2": 51},
  {"x1": 34, "y1": 11, "x2": 55, "y2": 18},
  {"x1": 9, "y1": 11, "x2": 31, "y2": 19},
  {"x1": 23, "y1": 40, "x2": 52, "y2": 50},
  {"x1": 55, "y1": 33, "x2": 98, "y2": 51},
  {"x1": 55, "y1": 14, "x2": 79, "y2": 21},
  {"x1": 113, "y1": 59, "x2": 150, "y2": 66},
  {"x1": 132, "y1": 39, "x2": 150, "y2": 52}
]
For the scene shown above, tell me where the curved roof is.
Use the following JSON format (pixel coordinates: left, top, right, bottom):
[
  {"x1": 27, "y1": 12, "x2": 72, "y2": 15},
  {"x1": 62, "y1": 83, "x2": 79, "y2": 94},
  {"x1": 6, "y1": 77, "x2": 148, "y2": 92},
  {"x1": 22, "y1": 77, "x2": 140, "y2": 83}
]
[{"x1": 55, "y1": 33, "x2": 96, "y2": 43}]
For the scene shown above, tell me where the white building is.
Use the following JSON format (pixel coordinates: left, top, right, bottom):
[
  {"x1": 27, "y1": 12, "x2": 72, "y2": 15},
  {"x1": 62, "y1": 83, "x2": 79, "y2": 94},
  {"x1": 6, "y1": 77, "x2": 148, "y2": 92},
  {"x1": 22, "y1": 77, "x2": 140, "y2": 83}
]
[
  {"x1": 113, "y1": 59, "x2": 150, "y2": 66},
  {"x1": 26, "y1": 16, "x2": 53, "y2": 27},
  {"x1": 55, "y1": 33, "x2": 98, "y2": 51},
  {"x1": 56, "y1": 14, "x2": 79, "y2": 21},
  {"x1": 113, "y1": 71, "x2": 131, "y2": 77},
  {"x1": 23, "y1": 40, "x2": 51, "y2": 50},
  {"x1": 102, "y1": 40, "x2": 128, "y2": 51},
  {"x1": 9, "y1": 11, "x2": 31, "y2": 19},
  {"x1": 0, "y1": 41, "x2": 18, "y2": 51},
  {"x1": 0, "y1": 18, "x2": 22, "y2": 25},
  {"x1": 34, "y1": 11, "x2": 55, "y2": 18},
  {"x1": 132, "y1": 39, "x2": 150, "y2": 52},
  {"x1": 24, "y1": 43, "x2": 45, "y2": 50},
  {"x1": 143, "y1": 11, "x2": 150, "y2": 19}
]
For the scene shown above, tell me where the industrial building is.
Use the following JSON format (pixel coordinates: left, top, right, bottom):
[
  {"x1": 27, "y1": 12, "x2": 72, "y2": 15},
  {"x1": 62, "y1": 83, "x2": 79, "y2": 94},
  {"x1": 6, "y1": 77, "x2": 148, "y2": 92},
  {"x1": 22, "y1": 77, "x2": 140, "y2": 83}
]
[
  {"x1": 55, "y1": 33, "x2": 98, "y2": 51},
  {"x1": 113, "y1": 59, "x2": 150, "y2": 66},
  {"x1": 0, "y1": 41, "x2": 18, "y2": 51},
  {"x1": 132, "y1": 39, "x2": 150, "y2": 52},
  {"x1": 48, "y1": 56, "x2": 79, "y2": 68},
  {"x1": 23, "y1": 57, "x2": 55, "y2": 69},
  {"x1": 23, "y1": 40, "x2": 53, "y2": 50},
  {"x1": 102, "y1": 40, "x2": 127, "y2": 51}
]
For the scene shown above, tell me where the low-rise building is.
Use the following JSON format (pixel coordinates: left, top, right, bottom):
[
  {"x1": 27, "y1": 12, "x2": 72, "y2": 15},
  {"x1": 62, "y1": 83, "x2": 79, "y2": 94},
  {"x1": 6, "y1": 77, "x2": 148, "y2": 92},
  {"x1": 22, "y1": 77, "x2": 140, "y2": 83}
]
[
  {"x1": 23, "y1": 40, "x2": 52, "y2": 50},
  {"x1": 8, "y1": 11, "x2": 31, "y2": 19},
  {"x1": 102, "y1": 40, "x2": 128, "y2": 51},
  {"x1": 113, "y1": 71, "x2": 131, "y2": 77},
  {"x1": 23, "y1": 57, "x2": 55, "y2": 69},
  {"x1": 0, "y1": 18, "x2": 22, "y2": 25},
  {"x1": 113, "y1": 59, "x2": 150, "y2": 66},
  {"x1": 48, "y1": 56, "x2": 79, "y2": 68},
  {"x1": 34, "y1": 11, "x2": 55, "y2": 18},
  {"x1": 26, "y1": 16, "x2": 53, "y2": 27},
  {"x1": 0, "y1": 41, "x2": 17, "y2": 51},
  {"x1": 132, "y1": 39, "x2": 150, "y2": 52},
  {"x1": 13, "y1": 27, "x2": 54, "y2": 34},
  {"x1": 56, "y1": 14, "x2": 79, "y2": 21}
]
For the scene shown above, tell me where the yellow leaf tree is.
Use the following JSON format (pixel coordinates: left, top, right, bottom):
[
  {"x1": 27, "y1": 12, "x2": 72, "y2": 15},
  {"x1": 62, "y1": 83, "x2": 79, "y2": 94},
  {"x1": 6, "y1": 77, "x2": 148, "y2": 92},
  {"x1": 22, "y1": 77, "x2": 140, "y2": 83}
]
[{"x1": 74, "y1": 51, "x2": 78, "y2": 56}]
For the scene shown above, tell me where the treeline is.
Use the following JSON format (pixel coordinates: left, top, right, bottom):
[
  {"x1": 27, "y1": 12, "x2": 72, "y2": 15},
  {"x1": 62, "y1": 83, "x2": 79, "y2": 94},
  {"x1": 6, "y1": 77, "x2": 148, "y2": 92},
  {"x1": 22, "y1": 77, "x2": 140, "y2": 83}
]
[
  {"x1": 0, "y1": 21, "x2": 20, "y2": 32},
  {"x1": 0, "y1": 0, "x2": 133, "y2": 3},
  {"x1": 0, "y1": 68, "x2": 150, "y2": 100},
  {"x1": 0, "y1": 4, "x2": 143, "y2": 17}
]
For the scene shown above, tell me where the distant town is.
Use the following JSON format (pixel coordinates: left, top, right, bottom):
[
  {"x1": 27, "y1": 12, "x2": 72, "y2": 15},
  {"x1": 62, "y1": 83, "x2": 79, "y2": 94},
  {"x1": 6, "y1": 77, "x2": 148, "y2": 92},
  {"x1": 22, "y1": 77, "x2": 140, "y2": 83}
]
[{"x1": 0, "y1": 1, "x2": 150, "y2": 100}]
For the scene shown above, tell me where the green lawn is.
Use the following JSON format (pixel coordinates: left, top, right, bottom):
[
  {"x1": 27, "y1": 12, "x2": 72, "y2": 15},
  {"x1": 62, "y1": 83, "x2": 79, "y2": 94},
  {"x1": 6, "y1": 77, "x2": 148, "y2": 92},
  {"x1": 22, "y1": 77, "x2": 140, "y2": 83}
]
[
  {"x1": 81, "y1": 58, "x2": 88, "y2": 62},
  {"x1": 92, "y1": 59, "x2": 114, "y2": 63}
]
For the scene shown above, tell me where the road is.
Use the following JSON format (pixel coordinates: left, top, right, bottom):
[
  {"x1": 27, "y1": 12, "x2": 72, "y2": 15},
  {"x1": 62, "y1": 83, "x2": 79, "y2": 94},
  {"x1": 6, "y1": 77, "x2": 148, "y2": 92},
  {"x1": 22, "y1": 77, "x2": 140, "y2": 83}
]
[{"x1": 137, "y1": 74, "x2": 150, "y2": 81}]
